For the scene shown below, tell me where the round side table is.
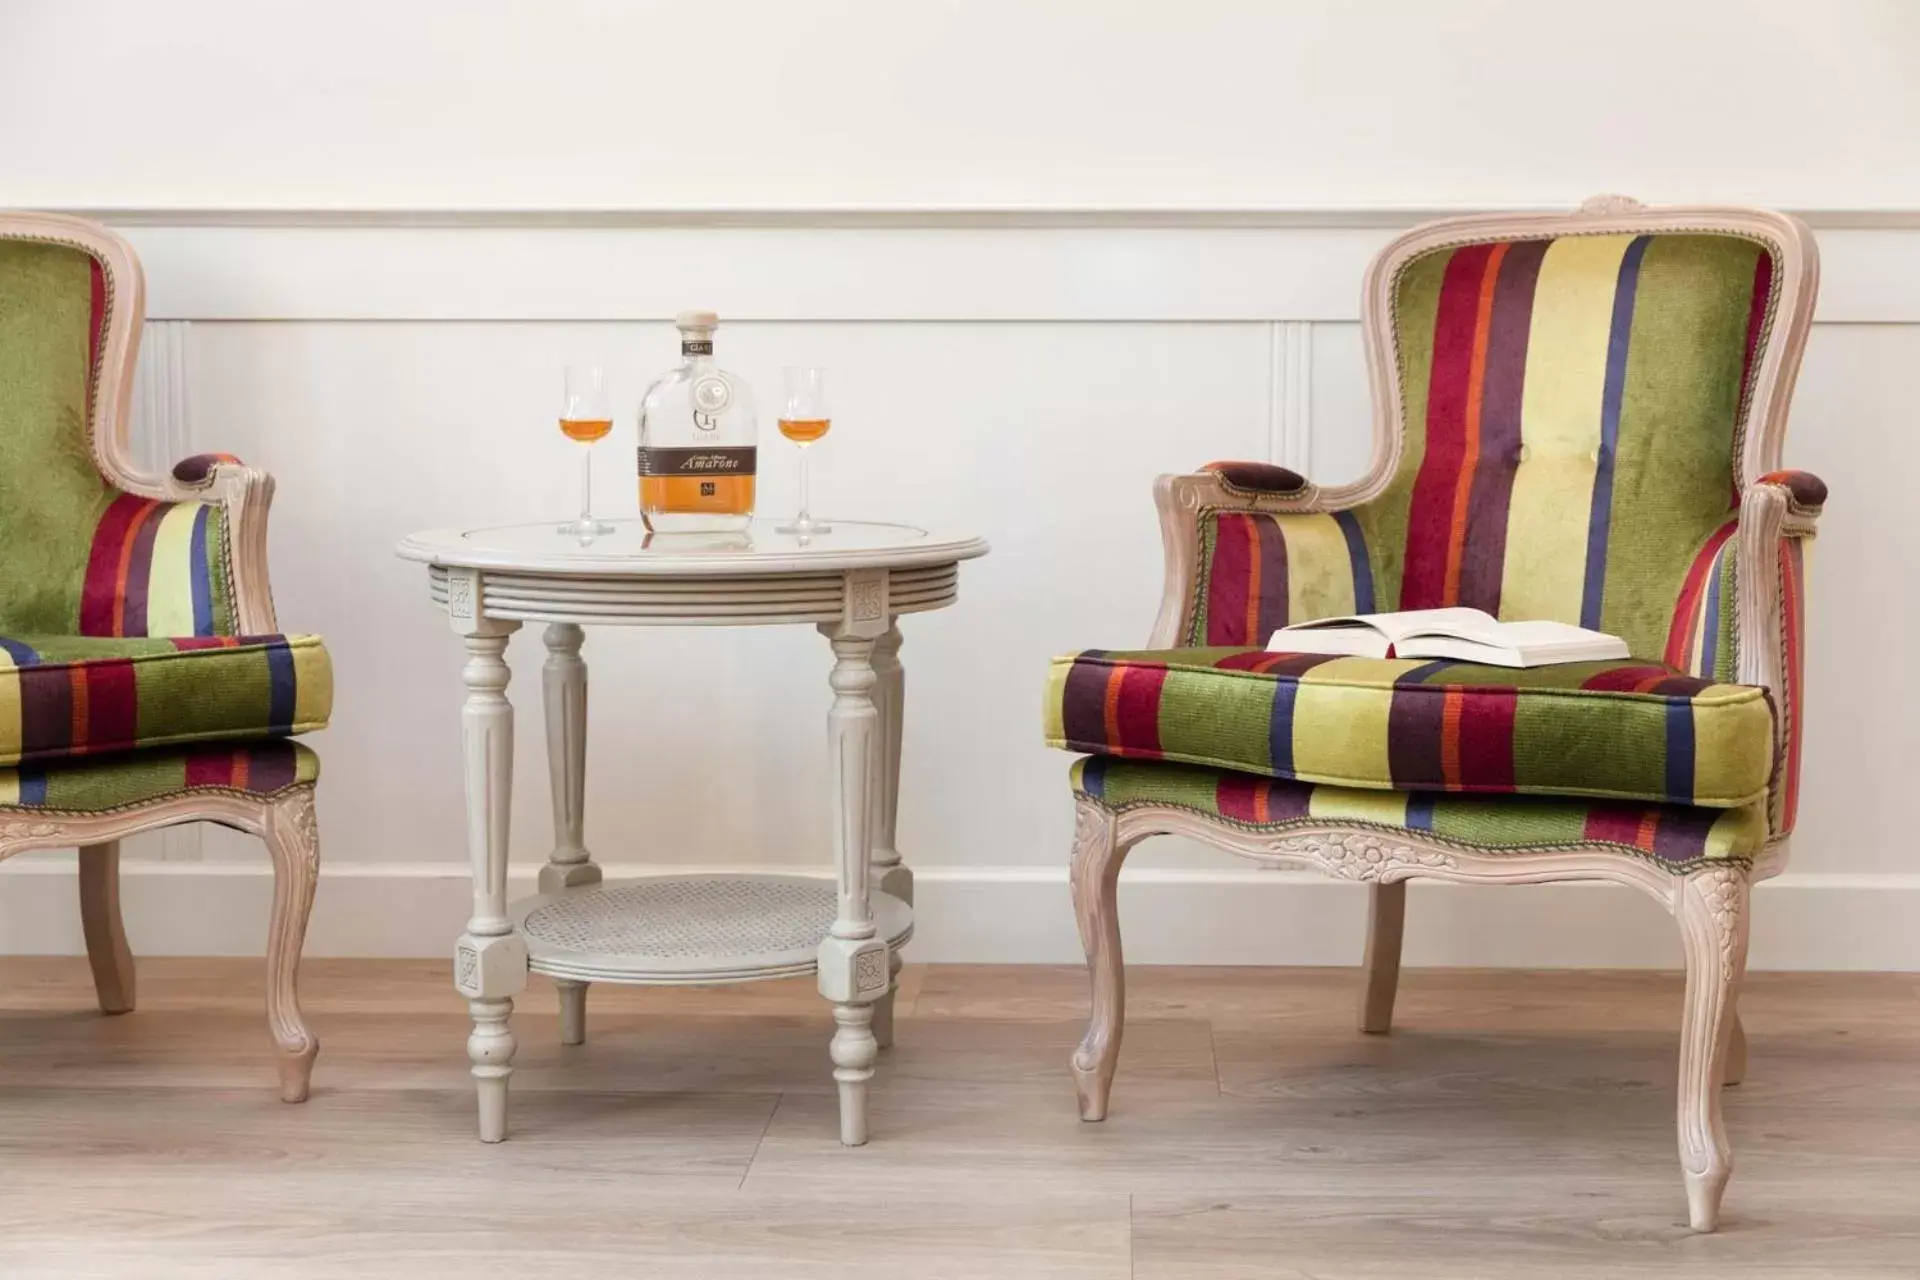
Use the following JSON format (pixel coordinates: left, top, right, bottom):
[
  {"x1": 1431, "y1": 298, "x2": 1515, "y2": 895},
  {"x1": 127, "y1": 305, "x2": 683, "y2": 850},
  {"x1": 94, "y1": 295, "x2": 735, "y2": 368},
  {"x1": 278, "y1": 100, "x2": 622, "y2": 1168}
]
[{"x1": 396, "y1": 518, "x2": 988, "y2": 1146}]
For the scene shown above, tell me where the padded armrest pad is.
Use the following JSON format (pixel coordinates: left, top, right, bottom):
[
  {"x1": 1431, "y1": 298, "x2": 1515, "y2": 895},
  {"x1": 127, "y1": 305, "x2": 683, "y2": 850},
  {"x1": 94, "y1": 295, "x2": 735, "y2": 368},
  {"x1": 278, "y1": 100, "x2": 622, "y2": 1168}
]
[
  {"x1": 1202, "y1": 460, "x2": 1309, "y2": 495},
  {"x1": 170, "y1": 452, "x2": 245, "y2": 486},
  {"x1": 1754, "y1": 469, "x2": 1827, "y2": 513}
]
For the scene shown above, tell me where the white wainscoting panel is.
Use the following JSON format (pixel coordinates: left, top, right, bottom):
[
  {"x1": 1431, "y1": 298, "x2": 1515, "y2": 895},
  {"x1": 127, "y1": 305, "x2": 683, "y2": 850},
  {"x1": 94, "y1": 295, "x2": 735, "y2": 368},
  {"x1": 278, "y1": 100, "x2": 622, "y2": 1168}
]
[
  {"x1": 119, "y1": 321, "x2": 205, "y2": 862},
  {"x1": 3, "y1": 213, "x2": 1915, "y2": 968}
]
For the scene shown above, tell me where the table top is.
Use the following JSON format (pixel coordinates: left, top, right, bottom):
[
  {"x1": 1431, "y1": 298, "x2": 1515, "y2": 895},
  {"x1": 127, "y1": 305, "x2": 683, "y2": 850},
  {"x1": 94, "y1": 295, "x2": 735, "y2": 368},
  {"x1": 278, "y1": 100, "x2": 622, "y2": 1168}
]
[{"x1": 397, "y1": 518, "x2": 989, "y2": 578}]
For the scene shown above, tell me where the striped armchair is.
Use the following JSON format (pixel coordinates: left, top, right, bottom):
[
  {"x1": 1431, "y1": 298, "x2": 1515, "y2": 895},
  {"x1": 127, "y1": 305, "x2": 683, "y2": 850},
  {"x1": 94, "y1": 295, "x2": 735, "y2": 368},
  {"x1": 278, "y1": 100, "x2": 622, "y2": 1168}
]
[
  {"x1": 1044, "y1": 197, "x2": 1820, "y2": 1231},
  {"x1": 0, "y1": 212, "x2": 333, "y2": 1102}
]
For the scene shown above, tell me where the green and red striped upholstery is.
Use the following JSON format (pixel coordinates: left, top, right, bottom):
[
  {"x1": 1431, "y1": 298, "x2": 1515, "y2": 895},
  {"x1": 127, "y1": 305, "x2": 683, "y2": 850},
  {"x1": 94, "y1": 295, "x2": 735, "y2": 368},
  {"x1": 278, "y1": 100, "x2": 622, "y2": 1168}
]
[
  {"x1": 1, "y1": 232, "x2": 329, "y2": 812},
  {"x1": 0, "y1": 634, "x2": 331, "y2": 769},
  {"x1": 1128, "y1": 229, "x2": 1820, "y2": 855},
  {"x1": 0, "y1": 238, "x2": 242, "y2": 639},
  {"x1": 1192, "y1": 233, "x2": 1775, "y2": 659},
  {"x1": 1662, "y1": 518, "x2": 1740, "y2": 681},
  {"x1": 1073, "y1": 757, "x2": 1766, "y2": 869},
  {"x1": 0, "y1": 740, "x2": 318, "y2": 810},
  {"x1": 80, "y1": 494, "x2": 236, "y2": 637},
  {"x1": 1045, "y1": 647, "x2": 1773, "y2": 808}
]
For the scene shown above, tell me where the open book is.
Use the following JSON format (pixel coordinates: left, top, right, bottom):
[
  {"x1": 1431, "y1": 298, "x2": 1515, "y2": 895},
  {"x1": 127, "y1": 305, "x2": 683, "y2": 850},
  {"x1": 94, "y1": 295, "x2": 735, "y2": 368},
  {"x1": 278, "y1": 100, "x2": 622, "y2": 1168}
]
[{"x1": 1267, "y1": 607, "x2": 1630, "y2": 668}]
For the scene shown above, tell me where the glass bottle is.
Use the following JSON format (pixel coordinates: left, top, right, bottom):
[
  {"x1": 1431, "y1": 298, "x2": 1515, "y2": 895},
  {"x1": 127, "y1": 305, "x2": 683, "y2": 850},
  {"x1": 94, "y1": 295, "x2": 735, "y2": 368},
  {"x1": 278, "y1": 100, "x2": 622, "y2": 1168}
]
[{"x1": 637, "y1": 310, "x2": 758, "y2": 533}]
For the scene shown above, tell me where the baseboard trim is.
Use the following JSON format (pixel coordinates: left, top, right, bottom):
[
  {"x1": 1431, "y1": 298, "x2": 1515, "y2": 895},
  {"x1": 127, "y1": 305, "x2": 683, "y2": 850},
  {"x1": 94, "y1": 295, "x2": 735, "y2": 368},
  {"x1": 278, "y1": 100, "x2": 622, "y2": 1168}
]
[{"x1": 2, "y1": 860, "x2": 1914, "y2": 970}]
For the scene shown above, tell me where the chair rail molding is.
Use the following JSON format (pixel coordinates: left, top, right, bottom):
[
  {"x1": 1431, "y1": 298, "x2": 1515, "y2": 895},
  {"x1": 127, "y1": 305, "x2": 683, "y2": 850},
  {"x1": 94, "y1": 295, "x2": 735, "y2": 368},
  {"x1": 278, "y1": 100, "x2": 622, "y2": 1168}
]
[{"x1": 56, "y1": 207, "x2": 1920, "y2": 324}]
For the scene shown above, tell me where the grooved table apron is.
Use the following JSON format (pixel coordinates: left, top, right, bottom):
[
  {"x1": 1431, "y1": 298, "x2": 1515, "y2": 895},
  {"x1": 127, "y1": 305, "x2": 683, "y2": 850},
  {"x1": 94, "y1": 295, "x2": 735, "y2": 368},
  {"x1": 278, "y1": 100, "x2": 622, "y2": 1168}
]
[{"x1": 398, "y1": 519, "x2": 989, "y2": 1145}]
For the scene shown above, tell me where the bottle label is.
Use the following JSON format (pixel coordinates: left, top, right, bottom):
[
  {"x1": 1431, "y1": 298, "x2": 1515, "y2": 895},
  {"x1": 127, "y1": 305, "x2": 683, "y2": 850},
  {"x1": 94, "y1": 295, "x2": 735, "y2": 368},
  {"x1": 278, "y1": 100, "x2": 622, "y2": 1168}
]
[
  {"x1": 681, "y1": 339, "x2": 714, "y2": 357},
  {"x1": 637, "y1": 446, "x2": 756, "y2": 477}
]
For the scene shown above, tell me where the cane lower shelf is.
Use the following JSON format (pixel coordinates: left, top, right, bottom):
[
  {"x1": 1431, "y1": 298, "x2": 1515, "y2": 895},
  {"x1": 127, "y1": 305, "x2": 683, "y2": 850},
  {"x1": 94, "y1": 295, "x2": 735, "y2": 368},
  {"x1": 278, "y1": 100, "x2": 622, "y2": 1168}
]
[{"x1": 511, "y1": 876, "x2": 914, "y2": 986}]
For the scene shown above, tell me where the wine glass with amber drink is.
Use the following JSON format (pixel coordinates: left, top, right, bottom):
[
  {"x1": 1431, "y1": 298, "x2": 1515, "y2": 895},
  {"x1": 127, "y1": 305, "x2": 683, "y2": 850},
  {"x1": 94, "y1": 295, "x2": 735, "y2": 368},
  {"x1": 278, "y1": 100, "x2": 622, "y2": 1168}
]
[
  {"x1": 559, "y1": 364, "x2": 615, "y2": 539},
  {"x1": 776, "y1": 366, "x2": 830, "y2": 536}
]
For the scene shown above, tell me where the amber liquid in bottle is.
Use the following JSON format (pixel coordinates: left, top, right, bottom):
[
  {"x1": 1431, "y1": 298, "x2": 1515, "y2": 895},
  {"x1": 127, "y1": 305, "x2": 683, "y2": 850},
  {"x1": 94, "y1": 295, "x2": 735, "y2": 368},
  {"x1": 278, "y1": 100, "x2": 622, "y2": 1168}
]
[
  {"x1": 777, "y1": 417, "x2": 831, "y2": 444},
  {"x1": 559, "y1": 417, "x2": 614, "y2": 443},
  {"x1": 636, "y1": 474, "x2": 756, "y2": 517}
]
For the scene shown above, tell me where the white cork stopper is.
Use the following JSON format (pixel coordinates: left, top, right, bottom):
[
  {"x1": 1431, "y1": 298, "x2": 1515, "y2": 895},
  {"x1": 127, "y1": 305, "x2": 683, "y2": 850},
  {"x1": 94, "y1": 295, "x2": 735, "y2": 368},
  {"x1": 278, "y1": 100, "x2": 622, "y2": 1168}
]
[{"x1": 675, "y1": 309, "x2": 720, "y2": 334}]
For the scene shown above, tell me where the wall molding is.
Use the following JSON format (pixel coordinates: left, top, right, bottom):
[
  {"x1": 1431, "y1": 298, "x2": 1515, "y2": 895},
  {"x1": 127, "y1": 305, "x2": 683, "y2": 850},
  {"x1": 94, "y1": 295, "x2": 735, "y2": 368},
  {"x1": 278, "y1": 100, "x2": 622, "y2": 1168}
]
[
  {"x1": 1269, "y1": 321, "x2": 1314, "y2": 472},
  {"x1": 125, "y1": 319, "x2": 201, "y2": 863},
  {"x1": 94, "y1": 216, "x2": 1920, "y2": 325},
  {"x1": 59, "y1": 207, "x2": 1920, "y2": 231},
  {"x1": 1, "y1": 860, "x2": 1915, "y2": 971}
]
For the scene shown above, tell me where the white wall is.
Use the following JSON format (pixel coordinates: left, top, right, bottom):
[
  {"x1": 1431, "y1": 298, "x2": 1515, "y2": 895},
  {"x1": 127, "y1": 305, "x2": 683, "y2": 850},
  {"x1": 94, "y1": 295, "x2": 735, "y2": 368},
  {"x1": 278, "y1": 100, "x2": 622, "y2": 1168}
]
[
  {"x1": 5, "y1": 0, "x2": 1919, "y2": 211},
  {"x1": 1, "y1": 2, "x2": 1916, "y2": 968}
]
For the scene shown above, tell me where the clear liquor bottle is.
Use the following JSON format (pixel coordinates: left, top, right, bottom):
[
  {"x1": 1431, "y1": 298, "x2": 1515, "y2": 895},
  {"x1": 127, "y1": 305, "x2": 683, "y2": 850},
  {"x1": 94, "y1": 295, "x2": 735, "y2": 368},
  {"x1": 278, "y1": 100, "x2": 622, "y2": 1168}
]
[{"x1": 637, "y1": 310, "x2": 758, "y2": 533}]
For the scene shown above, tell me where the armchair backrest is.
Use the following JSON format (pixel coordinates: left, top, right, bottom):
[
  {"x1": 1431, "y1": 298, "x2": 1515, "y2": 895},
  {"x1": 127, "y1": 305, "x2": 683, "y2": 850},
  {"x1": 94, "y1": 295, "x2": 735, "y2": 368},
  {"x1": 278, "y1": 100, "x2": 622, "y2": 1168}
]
[
  {"x1": 1345, "y1": 198, "x2": 1817, "y2": 663},
  {"x1": 0, "y1": 213, "x2": 244, "y2": 638}
]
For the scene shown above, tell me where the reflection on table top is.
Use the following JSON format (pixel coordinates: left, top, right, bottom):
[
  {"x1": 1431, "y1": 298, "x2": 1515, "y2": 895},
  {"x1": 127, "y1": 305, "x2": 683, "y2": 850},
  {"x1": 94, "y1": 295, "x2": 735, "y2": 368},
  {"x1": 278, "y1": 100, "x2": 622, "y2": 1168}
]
[{"x1": 398, "y1": 518, "x2": 989, "y2": 577}]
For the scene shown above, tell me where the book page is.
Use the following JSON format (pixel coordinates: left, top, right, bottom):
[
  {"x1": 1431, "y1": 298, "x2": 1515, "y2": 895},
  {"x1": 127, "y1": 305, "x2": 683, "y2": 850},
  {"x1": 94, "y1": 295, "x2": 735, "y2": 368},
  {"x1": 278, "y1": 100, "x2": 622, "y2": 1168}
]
[{"x1": 1281, "y1": 607, "x2": 1495, "y2": 644}]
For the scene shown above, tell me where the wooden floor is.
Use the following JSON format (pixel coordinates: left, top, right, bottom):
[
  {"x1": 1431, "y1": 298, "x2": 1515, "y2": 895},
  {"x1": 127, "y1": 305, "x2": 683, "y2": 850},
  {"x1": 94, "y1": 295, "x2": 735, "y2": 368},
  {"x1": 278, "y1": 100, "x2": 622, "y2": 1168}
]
[{"x1": 2, "y1": 959, "x2": 1917, "y2": 1279}]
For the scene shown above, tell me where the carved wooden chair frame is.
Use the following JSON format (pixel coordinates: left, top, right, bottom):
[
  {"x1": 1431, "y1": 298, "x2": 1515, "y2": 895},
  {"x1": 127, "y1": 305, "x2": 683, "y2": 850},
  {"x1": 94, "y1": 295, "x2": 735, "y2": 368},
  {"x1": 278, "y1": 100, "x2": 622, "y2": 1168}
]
[
  {"x1": 0, "y1": 212, "x2": 319, "y2": 1102},
  {"x1": 1068, "y1": 197, "x2": 1819, "y2": 1231}
]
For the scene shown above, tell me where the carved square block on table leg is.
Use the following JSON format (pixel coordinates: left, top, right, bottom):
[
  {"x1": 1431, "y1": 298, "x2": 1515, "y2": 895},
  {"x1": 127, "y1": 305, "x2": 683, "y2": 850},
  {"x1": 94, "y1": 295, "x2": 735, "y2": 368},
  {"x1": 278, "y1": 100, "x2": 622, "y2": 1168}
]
[
  {"x1": 454, "y1": 931, "x2": 530, "y2": 1000},
  {"x1": 817, "y1": 933, "x2": 892, "y2": 1005}
]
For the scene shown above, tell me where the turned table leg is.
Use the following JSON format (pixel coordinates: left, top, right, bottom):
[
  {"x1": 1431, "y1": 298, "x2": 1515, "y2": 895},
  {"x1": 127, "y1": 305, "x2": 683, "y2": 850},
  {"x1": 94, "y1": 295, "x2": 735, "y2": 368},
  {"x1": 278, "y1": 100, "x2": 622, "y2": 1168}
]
[
  {"x1": 540, "y1": 622, "x2": 599, "y2": 1046},
  {"x1": 869, "y1": 620, "x2": 907, "y2": 1049},
  {"x1": 817, "y1": 588, "x2": 892, "y2": 1146},
  {"x1": 452, "y1": 617, "x2": 528, "y2": 1143}
]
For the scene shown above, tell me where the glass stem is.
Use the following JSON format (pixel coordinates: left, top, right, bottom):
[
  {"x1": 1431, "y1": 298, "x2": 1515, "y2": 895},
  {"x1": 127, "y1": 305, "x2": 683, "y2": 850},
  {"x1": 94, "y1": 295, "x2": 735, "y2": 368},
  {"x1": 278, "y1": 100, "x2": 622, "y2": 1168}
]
[
  {"x1": 579, "y1": 446, "x2": 593, "y2": 526},
  {"x1": 797, "y1": 443, "x2": 811, "y2": 524}
]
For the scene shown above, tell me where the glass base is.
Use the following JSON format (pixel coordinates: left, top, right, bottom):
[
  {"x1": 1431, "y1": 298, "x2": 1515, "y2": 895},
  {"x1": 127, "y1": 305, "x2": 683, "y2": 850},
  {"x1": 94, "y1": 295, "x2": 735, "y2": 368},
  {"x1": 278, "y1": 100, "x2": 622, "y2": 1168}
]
[
  {"x1": 776, "y1": 515, "x2": 831, "y2": 536},
  {"x1": 558, "y1": 518, "x2": 616, "y2": 538}
]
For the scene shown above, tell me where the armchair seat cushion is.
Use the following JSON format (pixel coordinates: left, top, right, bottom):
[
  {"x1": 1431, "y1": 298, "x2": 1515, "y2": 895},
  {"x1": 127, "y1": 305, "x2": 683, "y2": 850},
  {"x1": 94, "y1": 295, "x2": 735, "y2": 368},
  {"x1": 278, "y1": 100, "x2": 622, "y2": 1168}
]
[
  {"x1": 0, "y1": 633, "x2": 331, "y2": 768},
  {"x1": 1045, "y1": 647, "x2": 1774, "y2": 808},
  {"x1": 1072, "y1": 757, "x2": 1766, "y2": 867},
  {"x1": 0, "y1": 740, "x2": 318, "y2": 811}
]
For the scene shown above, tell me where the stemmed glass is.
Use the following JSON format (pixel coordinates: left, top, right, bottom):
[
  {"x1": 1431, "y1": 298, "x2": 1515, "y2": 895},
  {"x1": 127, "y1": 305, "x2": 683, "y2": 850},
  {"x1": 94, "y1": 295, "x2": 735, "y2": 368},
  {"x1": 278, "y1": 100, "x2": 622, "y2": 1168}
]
[
  {"x1": 558, "y1": 364, "x2": 615, "y2": 539},
  {"x1": 776, "y1": 366, "x2": 831, "y2": 536}
]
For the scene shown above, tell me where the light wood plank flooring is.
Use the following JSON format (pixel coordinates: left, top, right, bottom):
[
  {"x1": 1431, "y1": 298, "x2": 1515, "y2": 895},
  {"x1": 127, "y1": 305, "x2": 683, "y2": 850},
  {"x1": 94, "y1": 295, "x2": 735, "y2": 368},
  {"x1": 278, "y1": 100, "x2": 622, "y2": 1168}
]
[{"x1": 2, "y1": 958, "x2": 1917, "y2": 1278}]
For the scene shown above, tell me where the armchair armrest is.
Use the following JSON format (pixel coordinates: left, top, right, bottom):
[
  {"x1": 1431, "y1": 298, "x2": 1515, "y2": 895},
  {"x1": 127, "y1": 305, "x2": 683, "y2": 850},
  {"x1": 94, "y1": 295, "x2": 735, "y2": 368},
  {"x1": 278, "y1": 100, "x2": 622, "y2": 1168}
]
[
  {"x1": 1753, "y1": 469, "x2": 1826, "y2": 529},
  {"x1": 1200, "y1": 460, "x2": 1312, "y2": 498},
  {"x1": 169, "y1": 452, "x2": 248, "y2": 488},
  {"x1": 1661, "y1": 469, "x2": 1824, "y2": 841},
  {"x1": 1148, "y1": 462, "x2": 1376, "y2": 648},
  {"x1": 1738, "y1": 470, "x2": 1822, "y2": 838}
]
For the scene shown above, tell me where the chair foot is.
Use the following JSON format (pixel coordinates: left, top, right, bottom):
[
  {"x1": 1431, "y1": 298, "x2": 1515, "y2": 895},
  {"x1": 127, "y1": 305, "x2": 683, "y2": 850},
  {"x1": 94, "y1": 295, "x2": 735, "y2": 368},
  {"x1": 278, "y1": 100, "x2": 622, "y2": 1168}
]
[
  {"x1": 1685, "y1": 1167, "x2": 1731, "y2": 1233},
  {"x1": 1071, "y1": 1051, "x2": 1114, "y2": 1122},
  {"x1": 276, "y1": 1039, "x2": 320, "y2": 1103},
  {"x1": 1069, "y1": 797, "x2": 1130, "y2": 1122}
]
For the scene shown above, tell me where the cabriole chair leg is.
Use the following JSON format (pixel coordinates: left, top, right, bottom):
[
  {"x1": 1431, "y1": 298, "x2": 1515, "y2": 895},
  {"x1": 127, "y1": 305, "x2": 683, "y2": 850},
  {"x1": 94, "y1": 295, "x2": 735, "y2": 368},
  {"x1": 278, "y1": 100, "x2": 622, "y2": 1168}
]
[
  {"x1": 1069, "y1": 798, "x2": 1132, "y2": 1121},
  {"x1": 1357, "y1": 881, "x2": 1406, "y2": 1034},
  {"x1": 78, "y1": 840, "x2": 136, "y2": 1015},
  {"x1": 263, "y1": 787, "x2": 322, "y2": 1102},
  {"x1": 1675, "y1": 866, "x2": 1750, "y2": 1232}
]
